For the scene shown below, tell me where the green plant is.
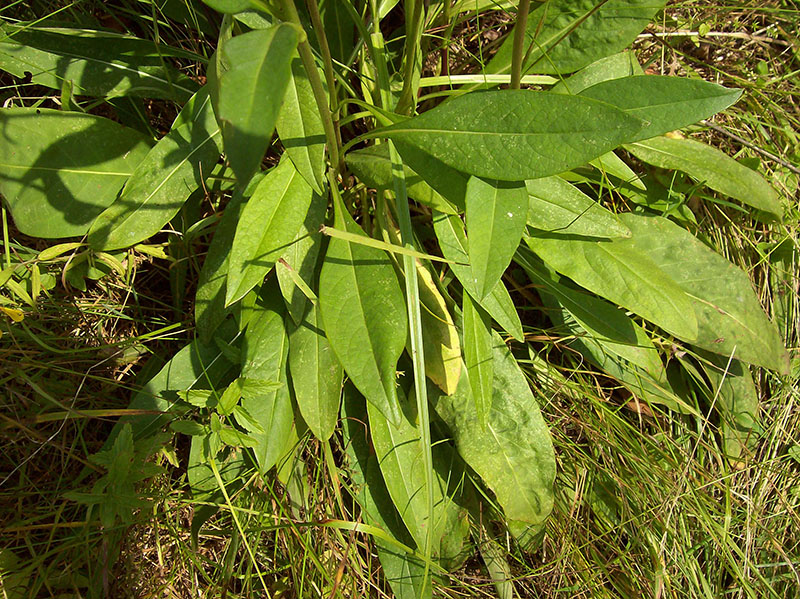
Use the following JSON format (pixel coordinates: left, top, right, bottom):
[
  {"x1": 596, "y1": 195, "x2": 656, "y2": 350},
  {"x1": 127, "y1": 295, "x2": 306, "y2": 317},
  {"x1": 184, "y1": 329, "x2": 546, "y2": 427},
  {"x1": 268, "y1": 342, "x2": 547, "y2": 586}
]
[{"x1": 0, "y1": 0, "x2": 791, "y2": 596}]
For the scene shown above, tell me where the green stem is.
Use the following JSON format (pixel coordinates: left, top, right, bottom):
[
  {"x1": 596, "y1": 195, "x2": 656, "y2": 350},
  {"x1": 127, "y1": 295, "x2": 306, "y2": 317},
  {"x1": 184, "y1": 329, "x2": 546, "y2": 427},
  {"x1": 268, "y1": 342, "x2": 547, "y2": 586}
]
[
  {"x1": 510, "y1": 0, "x2": 531, "y2": 89},
  {"x1": 303, "y1": 0, "x2": 342, "y2": 151},
  {"x1": 395, "y1": 0, "x2": 426, "y2": 114},
  {"x1": 278, "y1": 0, "x2": 341, "y2": 172}
]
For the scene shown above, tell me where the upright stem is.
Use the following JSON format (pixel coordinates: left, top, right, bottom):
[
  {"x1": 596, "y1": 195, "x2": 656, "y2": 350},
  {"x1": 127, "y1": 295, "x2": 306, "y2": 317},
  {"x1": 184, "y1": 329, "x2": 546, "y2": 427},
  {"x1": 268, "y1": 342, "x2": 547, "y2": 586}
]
[
  {"x1": 510, "y1": 0, "x2": 531, "y2": 89},
  {"x1": 395, "y1": 0, "x2": 426, "y2": 114},
  {"x1": 279, "y1": 0, "x2": 342, "y2": 172},
  {"x1": 303, "y1": 0, "x2": 343, "y2": 151}
]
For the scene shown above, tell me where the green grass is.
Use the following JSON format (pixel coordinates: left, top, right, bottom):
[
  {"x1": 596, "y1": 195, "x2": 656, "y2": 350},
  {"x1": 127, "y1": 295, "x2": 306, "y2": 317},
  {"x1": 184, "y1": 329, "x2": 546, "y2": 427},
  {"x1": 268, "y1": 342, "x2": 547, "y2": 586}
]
[{"x1": 1, "y1": 0, "x2": 799, "y2": 597}]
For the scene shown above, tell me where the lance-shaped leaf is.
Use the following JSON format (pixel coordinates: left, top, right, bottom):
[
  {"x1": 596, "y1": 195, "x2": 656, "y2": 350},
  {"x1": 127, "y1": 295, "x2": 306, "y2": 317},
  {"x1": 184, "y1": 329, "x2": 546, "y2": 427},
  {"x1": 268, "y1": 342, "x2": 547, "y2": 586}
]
[
  {"x1": 240, "y1": 286, "x2": 293, "y2": 473},
  {"x1": 288, "y1": 304, "x2": 343, "y2": 441},
  {"x1": 0, "y1": 109, "x2": 152, "y2": 238},
  {"x1": 276, "y1": 56, "x2": 327, "y2": 194},
  {"x1": 618, "y1": 213, "x2": 789, "y2": 374},
  {"x1": 225, "y1": 157, "x2": 314, "y2": 306},
  {"x1": 431, "y1": 334, "x2": 556, "y2": 525},
  {"x1": 88, "y1": 87, "x2": 221, "y2": 250},
  {"x1": 466, "y1": 177, "x2": 527, "y2": 300},
  {"x1": 579, "y1": 76, "x2": 741, "y2": 142},
  {"x1": 525, "y1": 176, "x2": 630, "y2": 238},
  {"x1": 382, "y1": 91, "x2": 642, "y2": 181},
  {"x1": 433, "y1": 211, "x2": 524, "y2": 341},
  {"x1": 346, "y1": 144, "x2": 460, "y2": 214},
  {"x1": 551, "y1": 51, "x2": 642, "y2": 95},
  {"x1": 195, "y1": 173, "x2": 266, "y2": 342},
  {"x1": 626, "y1": 136, "x2": 783, "y2": 220},
  {"x1": 318, "y1": 193, "x2": 407, "y2": 425},
  {"x1": 276, "y1": 191, "x2": 327, "y2": 324},
  {"x1": 462, "y1": 292, "x2": 493, "y2": 425},
  {"x1": 367, "y1": 386, "x2": 470, "y2": 560},
  {"x1": 415, "y1": 262, "x2": 461, "y2": 395},
  {"x1": 488, "y1": 0, "x2": 665, "y2": 76},
  {"x1": 0, "y1": 25, "x2": 199, "y2": 101},
  {"x1": 213, "y1": 25, "x2": 298, "y2": 183},
  {"x1": 700, "y1": 353, "x2": 760, "y2": 461}
]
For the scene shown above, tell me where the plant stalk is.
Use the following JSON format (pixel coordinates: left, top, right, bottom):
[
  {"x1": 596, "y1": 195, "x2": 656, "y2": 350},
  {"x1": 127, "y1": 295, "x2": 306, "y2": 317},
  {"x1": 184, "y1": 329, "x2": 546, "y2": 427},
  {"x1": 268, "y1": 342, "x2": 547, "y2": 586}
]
[
  {"x1": 278, "y1": 0, "x2": 342, "y2": 172},
  {"x1": 510, "y1": 0, "x2": 531, "y2": 89},
  {"x1": 303, "y1": 0, "x2": 342, "y2": 151},
  {"x1": 395, "y1": 0, "x2": 427, "y2": 114}
]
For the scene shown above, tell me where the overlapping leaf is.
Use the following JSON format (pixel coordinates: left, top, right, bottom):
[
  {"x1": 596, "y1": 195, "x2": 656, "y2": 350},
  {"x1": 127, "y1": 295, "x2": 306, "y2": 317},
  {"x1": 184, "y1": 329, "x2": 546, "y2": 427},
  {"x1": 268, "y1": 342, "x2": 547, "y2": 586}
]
[
  {"x1": 0, "y1": 109, "x2": 152, "y2": 238},
  {"x1": 383, "y1": 90, "x2": 643, "y2": 181}
]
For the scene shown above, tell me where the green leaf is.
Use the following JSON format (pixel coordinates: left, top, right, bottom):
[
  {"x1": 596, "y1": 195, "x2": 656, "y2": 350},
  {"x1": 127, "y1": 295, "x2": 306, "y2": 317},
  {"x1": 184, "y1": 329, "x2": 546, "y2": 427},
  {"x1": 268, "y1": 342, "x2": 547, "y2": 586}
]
[
  {"x1": 178, "y1": 389, "x2": 217, "y2": 408},
  {"x1": 431, "y1": 334, "x2": 556, "y2": 525},
  {"x1": 383, "y1": 90, "x2": 643, "y2": 181},
  {"x1": 0, "y1": 25, "x2": 199, "y2": 101},
  {"x1": 551, "y1": 51, "x2": 642, "y2": 95},
  {"x1": 346, "y1": 145, "x2": 460, "y2": 214},
  {"x1": 218, "y1": 427, "x2": 259, "y2": 448},
  {"x1": 524, "y1": 230, "x2": 698, "y2": 341},
  {"x1": 462, "y1": 292, "x2": 493, "y2": 426},
  {"x1": 213, "y1": 25, "x2": 299, "y2": 183},
  {"x1": 240, "y1": 286, "x2": 293, "y2": 472},
  {"x1": 526, "y1": 176, "x2": 630, "y2": 238},
  {"x1": 415, "y1": 263, "x2": 462, "y2": 395},
  {"x1": 88, "y1": 86, "x2": 221, "y2": 250},
  {"x1": 433, "y1": 211, "x2": 524, "y2": 341},
  {"x1": 288, "y1": 303, "x2": 344, "y2": 441},
  {"x1": 700, "y1": 354, "x2": 760, "y2": 462},
  {"x1": 276, "y1": 56, "x2": 327, "y2": 194},
  {"x1": 518, "y1": 252, "x2": 663, "y2": 379},
  {"x1": 217, "y1": 379, "x2": 243, "y2": 416},
  {"x1": 626, "y1": 136, "x2": 783, "y2": 219},
  {"x1": 170, "y1": 420, "x2": 207, "y2": 436},
  {"x1": 202, "y1": 0, "x2": 255, "y2": 13},
  {"x1": 112, "y1": 320, "x2": 240, "y2": 443},
  {"x1": 276, "y1": 190, "x2": 326, "y2": 324},
  {"x1": 195, "y1": 172, "x2": 266, "y2": 342},
  {"x1": 465, "y1": 177, "x2": 527, "y2": 300},
  {"x1": 318, "y1": 193, "x2": 407, "y2": 425},
  {"x1": 579, "y1": 76, "x2": 741, "y2": 142},
  {"x1": 0, "y1": 109, "x2": 152, "y2": 238},
  {"x1": 367, "y1": 386, "x2": 470, "y2": 562},
  {"x1": 489, "y1": 0, "x2": 666, "y2": 76},
  {"x1": 319, "y1": 0, "x2": 355, "y2": 66},
  {"x1": 225, "y1": 157, "x2": 314, "y2": 306},
  {"x1": 187, "y1": 440, "x2": 245, "y2": 503},
  {"x1": 618, "y1": 213, "x2": 789, "y2": 374}
]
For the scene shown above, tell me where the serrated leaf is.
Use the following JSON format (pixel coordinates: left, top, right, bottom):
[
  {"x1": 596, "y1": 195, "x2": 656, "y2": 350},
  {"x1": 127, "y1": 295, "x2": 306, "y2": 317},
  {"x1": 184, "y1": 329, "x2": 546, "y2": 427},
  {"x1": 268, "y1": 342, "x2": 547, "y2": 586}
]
[
  {"x1": 432, "y1": 210, "x2": 524, "y2": 341},
  {"x1": 276, "y1": 190, "x2": 326, "y2": 324},
  {"x1": 213, "y1": 25, "x2": 298, "y2": 183},
  {"x1": 384, "y1": 90, "x2": 643, "y2": 181},
  {"x1": 226, "y1": 157, "x2": 314, "y2": 306},
  {"x1": 579, "y1": 76, "x2": 741, "y2": 142},
  {"x1": 178, "y1": 389, "x2": 217, "y2": 408},
  {"x1": 196, "y1": 172, "x2": 266, "y2": 342},
  {"x1": 169, "y1": 420, "x2": 207, "y2": 436},
  {"x1": 187, "y1": 440, "x2": 245, "y2": 503},
  {"x1": 525, "y1": 176, "x2": 630, "y2": 238},
  {"x1": 0, "y1": 25, "x2": 199, "y2": 101},
  {"x1": 288, "y1": 303, "x2": 344, "y2": 441},
  {"x1": 0, "y1": 109, "x2": 152, "y2": 238},
  {"x1": 218, "y1": 427, "x2": 258, "y2": 448},
  {"x1": 318, "y1": 193, "x2": 407, "y2": 425},
  {"x1": 240, "y1": 286, "x2": 293, "y2": 472},
  {"x1": 525, "y1": 231, "x2": 698, "y2": 341},
  {"x1": 466, "y1": 177, "x2": 527, "y2": 300},
  {"x1": 276, "y1": 56, "x2": 326, "y2": 193},
  {"x1": 415, "y1": 262, "x2": 461, "y2": 395},
  {"x1": 618, "y1": 213, "x2": 789, "y2": 373},
  {"x1": 431, "y1": 334, "x2": 556, "y2": 525},
  {"x1": 88, "y1": 87, "x2": 221, "y2": 250},
  {"x1": 626, "y1": 136, "x2": 783, "y2": 220},
  {"x1": 489, "y1": 0, "x2": 665, "y2": 76},
  {"x1": 231, "y1": 404, "x2": 266, "y2": 434},
  {"x1": 463, "y1": 292, "x2": 493, "y2": 425},
  {"x1": 217, "y1": 379, "x2": 243, "y2": 416}
]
